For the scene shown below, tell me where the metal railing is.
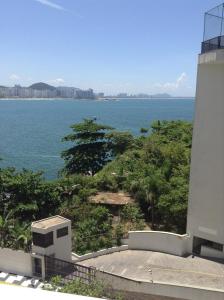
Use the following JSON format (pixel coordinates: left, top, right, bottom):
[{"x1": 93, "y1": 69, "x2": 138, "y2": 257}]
[
  {"x1": 201, "y1": 35, "x2": 224, "y2": 53},
  {"x1": 44, "y1": 255, "x2": 95, "y2": 284}
]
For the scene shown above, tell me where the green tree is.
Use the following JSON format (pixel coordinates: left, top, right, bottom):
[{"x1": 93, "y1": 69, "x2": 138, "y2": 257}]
[
  {"x1": 139, "y1": 170, "x2": 165, "y2": 229},
  {"x1": 0, "y1": 211, "x2": 14, "y2": 248},
  {"x1": 0, "y1": 210, "x2": 31, "y2": 251},
  {"x1": 106, "y1": 131, "x2": 135, "y2": 156},
  {"x1": 0, "y1": 168, "x2": 60, "y2": 222},
  {"x1": 9, "y1": 221, "x2": 31, "y2": 251},
  {"x1": 61, "y1": 119, "x2": 114, "y2": 176},
  {"x1": 72, "y1": 205, "x2": 113, "y2": 254},
  {"x1": 140, "y1": 127, "x2": 148, "y2": 134},
  {"x1": 44, "y1": 276, "x2": 124, "y2": 300}
]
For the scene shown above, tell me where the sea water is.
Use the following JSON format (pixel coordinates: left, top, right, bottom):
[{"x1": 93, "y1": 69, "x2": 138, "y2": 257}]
[{"x1": 0, "y1": 98, "x2": 194, "y2": 179}]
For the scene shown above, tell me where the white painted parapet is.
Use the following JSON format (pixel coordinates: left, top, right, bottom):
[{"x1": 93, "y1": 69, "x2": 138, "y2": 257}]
[
  {"x1": 72, "y1": 245, "x2": 128, "y2": 262},
  {"x1": 0, "y1": 248, "x2": 32, "y2": 277},
  {"x1": 128, "y1": 231, "x2": 189, "y2": 256}
]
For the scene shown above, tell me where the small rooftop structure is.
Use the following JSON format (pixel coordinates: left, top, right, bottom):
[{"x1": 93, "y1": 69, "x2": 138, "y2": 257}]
[
  {"x1": 32, "y1": 215, "x2": 68, "y2": 230},
  {"x1": 89, "y1": 192, "x2": 134, "y2": 206},
  {"x1": 31, "y1": 215, "x2": 72, "y2": 266}
]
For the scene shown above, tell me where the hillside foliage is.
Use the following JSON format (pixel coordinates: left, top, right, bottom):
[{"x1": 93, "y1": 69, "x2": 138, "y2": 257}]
[{"x1": 0, "y1": 119, "x2": 192, "y2": 253}]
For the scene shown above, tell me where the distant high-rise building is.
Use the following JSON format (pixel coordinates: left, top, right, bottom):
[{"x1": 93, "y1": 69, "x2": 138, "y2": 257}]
[
  {"x1": 57, "y1": 87, "x2": 76, "y2": 98},
  {"x1": 75, "y1": 88, "x2": 95, "y2": 99}
]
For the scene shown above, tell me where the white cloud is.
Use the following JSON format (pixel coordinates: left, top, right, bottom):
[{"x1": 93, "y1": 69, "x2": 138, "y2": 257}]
[
  {"x1": 34, "y1": 0, "x2": 65, "y2": 11},
  {"x1": 9, "y1": 74, "x2": 20, "y2": 80},
  {"x1": 154, "y1": 72, "x2": 187, "y2": 91},
  {"x1": 34, "y1": 0, "x2": 83, "y2": 18},
  {"x1": 49, "y1": 78, "x2": 65, "y2": 85}
]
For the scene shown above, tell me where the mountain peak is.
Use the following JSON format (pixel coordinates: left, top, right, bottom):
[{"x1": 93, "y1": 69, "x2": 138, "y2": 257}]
[{"x1": 29, "y1": 82, "x2": 56, "y2": 91}]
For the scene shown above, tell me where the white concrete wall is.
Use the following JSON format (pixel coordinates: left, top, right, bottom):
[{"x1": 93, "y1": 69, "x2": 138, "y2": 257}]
[
  {"x1": 0, "y1": 248, "x2": 32, "y2": 277},
  {"x1": 128, "y1": 231, "x2": 189, "y2": 256},
  {"x1": 187, "y1": 49, "x2": 224, "y2": 248},
  {"x1": 53, "y1": 228, "x2": 72, "y2": 261},
  {"x1": 96, "y1": 269, "x2": 224, "y2": 300},
  {"x1": 72, "y1": 245, "x2": 128, "y2": 262}
]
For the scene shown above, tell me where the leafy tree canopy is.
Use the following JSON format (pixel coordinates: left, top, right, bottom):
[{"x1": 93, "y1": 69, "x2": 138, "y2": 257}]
[{"x1": 61, "y1": 118, "x2": 114, "y2": 176}]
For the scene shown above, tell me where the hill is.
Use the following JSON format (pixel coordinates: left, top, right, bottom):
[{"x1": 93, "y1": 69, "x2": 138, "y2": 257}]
[{"x1": 29, "y1": 82, "x2": 56, "y2": 90}]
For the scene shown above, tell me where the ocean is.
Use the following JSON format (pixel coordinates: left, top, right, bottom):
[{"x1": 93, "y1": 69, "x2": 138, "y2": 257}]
[{"x1": 0, "y1": 98, "x2": 195, "y2": 179}]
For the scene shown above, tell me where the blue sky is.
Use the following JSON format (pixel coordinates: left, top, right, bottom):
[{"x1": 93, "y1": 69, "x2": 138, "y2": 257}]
[{"x1": 0, "y1": 0, "x2": 221, "y2": 96}]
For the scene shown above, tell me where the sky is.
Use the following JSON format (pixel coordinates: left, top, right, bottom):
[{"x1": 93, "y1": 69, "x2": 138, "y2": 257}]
[{"x1": 0, "y1": 0, "x2": 222, "y2": 96}]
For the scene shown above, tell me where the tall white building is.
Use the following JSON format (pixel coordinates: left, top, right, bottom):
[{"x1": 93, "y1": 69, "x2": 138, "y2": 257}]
[
  {"x1": 75, "y1": 88, "x2": 95, "y2": 99},
  {"x1": 187, "y1": 4, "x2": 224, "y2": 258}
]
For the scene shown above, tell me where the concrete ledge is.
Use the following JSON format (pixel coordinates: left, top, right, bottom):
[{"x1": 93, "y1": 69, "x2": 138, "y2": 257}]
[
  {"x1": 96, "y1": 269, "x2": 224, "y2": 300},
  {"x1": 72, "y1": 245, "x2": 128, "y2": 262},
  {"x1": 199, "y1": 49, "x2": 224, "y2": 65},
  {"x1": 128, "y1": 231, "x2": 189, "y2": 256}
]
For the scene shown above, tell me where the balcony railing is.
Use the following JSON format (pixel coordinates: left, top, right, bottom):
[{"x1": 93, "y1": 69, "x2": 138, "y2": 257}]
[{"x1": 201, "y1": 35, "x2": 224, "y2": 53}]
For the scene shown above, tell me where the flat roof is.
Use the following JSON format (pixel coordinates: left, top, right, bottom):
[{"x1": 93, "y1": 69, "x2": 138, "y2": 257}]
[
  {"x1": 79, "y1": 250, "x2": 224, "y2": 291},
  {"x1": 89, "y1": 192, "x2": 134, "y2": 206},
  {"x1": 32, "y1": 215, "x2": 69, "y2": 229}
]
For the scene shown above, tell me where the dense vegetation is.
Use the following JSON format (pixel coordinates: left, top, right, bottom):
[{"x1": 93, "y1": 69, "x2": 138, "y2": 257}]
[
  {"x1": 44, "y1": 276, "x2": 124, "y2": 300},
  {"x1": 96, "y1": 120, "x2": 192, "y2": 232},
  {"x1": 0, "y1": 119, "x2": 192, "y2": 253}
]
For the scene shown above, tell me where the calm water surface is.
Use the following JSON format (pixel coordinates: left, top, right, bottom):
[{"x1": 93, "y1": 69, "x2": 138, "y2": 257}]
[{"x1": 0, "y1": 98, "x2": 194, "y2": 179}]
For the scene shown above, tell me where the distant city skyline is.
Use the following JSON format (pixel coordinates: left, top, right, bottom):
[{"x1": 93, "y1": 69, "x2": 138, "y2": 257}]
[
  {"x1": 0, "y1": 82, "x2": 95, "y2": 99},
  {"x1": 0, "y1": 0, "x2": 220, "y2": 96},
  {"x1": 0, "y1": 82, "x2": 178, "y2": 98}
]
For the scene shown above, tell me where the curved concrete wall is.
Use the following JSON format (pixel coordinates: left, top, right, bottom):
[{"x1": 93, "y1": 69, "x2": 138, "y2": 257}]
[{"x1": 128, "y1": 231, "x2": 189, "y2": 256}]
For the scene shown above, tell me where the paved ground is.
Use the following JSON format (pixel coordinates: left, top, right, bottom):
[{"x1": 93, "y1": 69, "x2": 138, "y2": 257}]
[
  {"x1": 0, "y1": 271, "x2": 43, "y2": 288},
  {"x1": 80, "y1": 250, "x2": 224, "y2": 290}
]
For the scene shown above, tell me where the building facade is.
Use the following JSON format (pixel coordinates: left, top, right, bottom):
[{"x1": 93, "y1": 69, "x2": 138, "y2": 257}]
[{"x1": 187, "y1": 4, "x2": 224, "y2": 258}]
